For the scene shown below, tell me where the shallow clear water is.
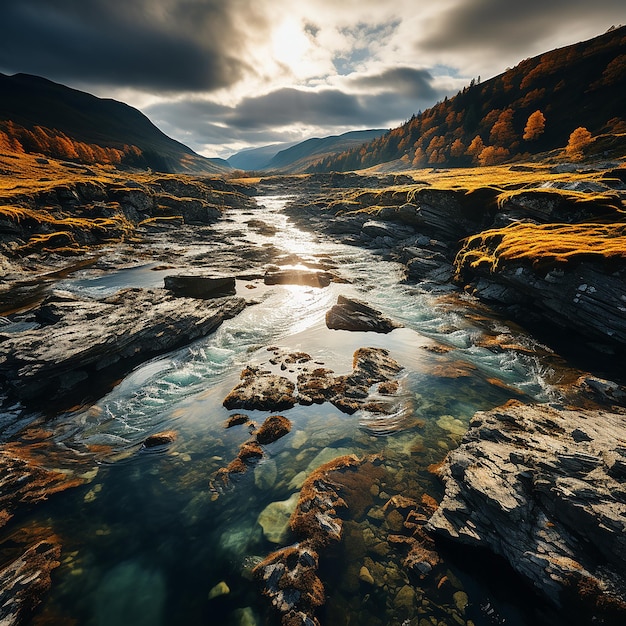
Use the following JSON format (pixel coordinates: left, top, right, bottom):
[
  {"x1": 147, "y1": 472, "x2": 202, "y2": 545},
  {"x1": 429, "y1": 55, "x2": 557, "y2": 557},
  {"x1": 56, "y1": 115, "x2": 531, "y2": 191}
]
[{"x1": 11, "y1": 196, "x2": 566, "y2": 625}]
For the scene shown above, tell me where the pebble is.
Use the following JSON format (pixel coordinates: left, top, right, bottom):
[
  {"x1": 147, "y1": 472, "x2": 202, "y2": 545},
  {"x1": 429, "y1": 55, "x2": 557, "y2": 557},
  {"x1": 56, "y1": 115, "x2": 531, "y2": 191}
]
[
  {"x1": 208, "y1": 581, "x2": 230, "y2": 599},
  {"x1": 359, "y1": 566, "x2": 375, "y2": 585}
]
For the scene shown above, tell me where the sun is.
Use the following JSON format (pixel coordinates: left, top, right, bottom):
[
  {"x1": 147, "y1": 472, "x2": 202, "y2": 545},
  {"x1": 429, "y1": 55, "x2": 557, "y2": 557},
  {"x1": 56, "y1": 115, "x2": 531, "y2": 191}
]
[{"x1": 271, "y1": 19, "x2": 311, "y2": 72}]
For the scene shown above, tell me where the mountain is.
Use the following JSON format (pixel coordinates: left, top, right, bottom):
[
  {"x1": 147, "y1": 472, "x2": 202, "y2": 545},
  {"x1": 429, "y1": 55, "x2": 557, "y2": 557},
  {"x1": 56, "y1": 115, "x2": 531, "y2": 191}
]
[
  {"x1": 227, "y1": 142, "x2": 300, "y2": 171},
  {"x1": 0, "y1": 72, "x2": 228, "y2": 174},
  {"x1": 313, "y1": 26, "x2": 626, "y2": 172},
  {"x1": 267, "y1": 129, "x2": 388, "y2": 173},
  {"x1": 228, "y1": 130, "x2": 387, "y2": 173}
]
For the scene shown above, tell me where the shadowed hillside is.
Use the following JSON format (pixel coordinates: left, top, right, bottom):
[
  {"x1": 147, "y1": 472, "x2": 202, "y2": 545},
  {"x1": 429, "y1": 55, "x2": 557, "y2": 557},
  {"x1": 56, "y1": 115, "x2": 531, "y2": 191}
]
[
  {"x1": 0, "y1": 73, "x2": 228, "y2": 174},
  {"x1": 312, "y1": 26, "x2": 626, "y2": 172}
]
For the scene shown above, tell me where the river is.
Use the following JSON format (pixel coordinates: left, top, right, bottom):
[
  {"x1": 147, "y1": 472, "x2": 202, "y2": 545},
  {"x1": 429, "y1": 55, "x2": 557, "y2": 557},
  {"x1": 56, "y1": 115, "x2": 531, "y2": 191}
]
[{"x1": 10, "y1": 194, "x2": 569, "y2": 625}]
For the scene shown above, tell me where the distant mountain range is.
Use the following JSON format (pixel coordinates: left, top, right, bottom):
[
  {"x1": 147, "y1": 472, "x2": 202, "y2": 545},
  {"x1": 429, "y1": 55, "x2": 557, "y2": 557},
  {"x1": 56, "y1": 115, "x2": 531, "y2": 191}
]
[
  {"x1": 228, "y1": 129, "x2": 387, "y2": 172},
  {"x1": 0, "y1": 72, "x2": 227, "y2": 174},
  {"x1": 313, "y1": 25, "x2": 626, "y2": 172}
]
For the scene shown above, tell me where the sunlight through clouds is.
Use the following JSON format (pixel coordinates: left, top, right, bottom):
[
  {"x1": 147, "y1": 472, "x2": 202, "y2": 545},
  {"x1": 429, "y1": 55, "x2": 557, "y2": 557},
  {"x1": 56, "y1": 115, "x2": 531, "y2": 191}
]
[{"x1": 1, "y1": 0, "x2": 623, "y2": 157}]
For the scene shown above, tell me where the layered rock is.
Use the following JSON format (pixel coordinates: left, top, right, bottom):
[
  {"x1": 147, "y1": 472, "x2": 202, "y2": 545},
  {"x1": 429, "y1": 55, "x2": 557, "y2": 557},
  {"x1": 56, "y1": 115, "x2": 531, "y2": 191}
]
[
  {"x1": 0, "y1": 288, "x2": 246, "y2": 406},
  {"x1": 325, "y1": 295, "x2": 403, "y2": 333},
  {"x1": 0, "y1": 536, "x2": 62, "y2": 625},
  {"x1": 427, "y1": 401, "x2": 626, "y2": 620},
  {"x1": 454, "y1": 224, "x2": 626, "y2": 353},
  {"x1": 0, "y1": 442, "x2": 86, "y2": 528}
]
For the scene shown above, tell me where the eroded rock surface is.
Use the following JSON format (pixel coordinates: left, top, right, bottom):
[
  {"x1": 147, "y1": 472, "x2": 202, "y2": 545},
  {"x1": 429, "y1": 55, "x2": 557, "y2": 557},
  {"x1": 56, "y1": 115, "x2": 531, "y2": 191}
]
[
  {"x1": 0, "y1": 288, "x2": 246, "y2": 406},
  {"x1": 427, "y1": 401, "x2": 626, "y2": 619},
  {"x1": 223, "y1": 367, "x2": 297, "y2": 411},
  {"x1": 0, "y1": 537, "x2": 62, "y2": 626}
]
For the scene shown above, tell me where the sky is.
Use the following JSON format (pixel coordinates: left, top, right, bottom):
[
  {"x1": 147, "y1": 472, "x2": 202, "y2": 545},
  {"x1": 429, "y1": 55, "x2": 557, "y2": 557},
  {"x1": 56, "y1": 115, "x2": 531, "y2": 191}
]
[{"x1": 0, "y1": 1, "x2": 624, "y2": 159}]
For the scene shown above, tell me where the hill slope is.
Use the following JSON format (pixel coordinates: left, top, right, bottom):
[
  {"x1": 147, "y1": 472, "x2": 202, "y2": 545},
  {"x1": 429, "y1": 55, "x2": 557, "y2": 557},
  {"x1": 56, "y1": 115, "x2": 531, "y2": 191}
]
[
  {"x1": 0, "y1": 73, "x2": 227, "y2": 174},
  {"x1": 313, "y1": 26, "x2": 626, "y2": 172},
  {"x1": 267, "y1": 129, "x2": 387, "y2": 173},
  {"x1": 227, "y1": 142, "x2": 300, "y2": 171}
]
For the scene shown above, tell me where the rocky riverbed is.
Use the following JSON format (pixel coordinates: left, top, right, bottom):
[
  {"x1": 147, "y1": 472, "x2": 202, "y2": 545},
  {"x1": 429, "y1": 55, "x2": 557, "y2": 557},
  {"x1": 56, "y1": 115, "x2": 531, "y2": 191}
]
[{"x1": 1, "y1": 165, "x2": 625, "y2": 625}]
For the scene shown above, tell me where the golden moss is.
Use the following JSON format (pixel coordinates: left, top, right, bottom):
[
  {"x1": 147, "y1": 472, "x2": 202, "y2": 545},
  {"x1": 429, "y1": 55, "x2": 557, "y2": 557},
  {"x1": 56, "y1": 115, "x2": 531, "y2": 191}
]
[{"x1": 456, "y1": 222, "x2": 626, "y2": 275}]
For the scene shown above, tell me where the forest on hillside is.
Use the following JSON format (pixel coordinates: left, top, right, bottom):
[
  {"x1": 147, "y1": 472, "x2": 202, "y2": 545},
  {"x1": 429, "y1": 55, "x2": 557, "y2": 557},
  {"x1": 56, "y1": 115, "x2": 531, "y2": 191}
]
[{"x1": 311, "y1": 26, "x2": 626, "y2": 172}]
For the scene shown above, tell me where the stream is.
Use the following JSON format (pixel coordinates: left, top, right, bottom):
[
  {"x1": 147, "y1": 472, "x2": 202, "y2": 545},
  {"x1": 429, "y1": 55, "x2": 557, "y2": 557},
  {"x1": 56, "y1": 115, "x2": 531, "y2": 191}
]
[{"x1": 7, "y1": 194, "x2": 570, "y2": 625}]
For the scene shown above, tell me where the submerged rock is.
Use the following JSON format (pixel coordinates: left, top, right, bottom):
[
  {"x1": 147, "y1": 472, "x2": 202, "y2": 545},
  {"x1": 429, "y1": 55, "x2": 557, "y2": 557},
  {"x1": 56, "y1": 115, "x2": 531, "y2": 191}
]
[
  {"x1": 0, "y1": 537, "x2": 61, "y2": 625},
  {"x1": 257, "y1": 492, "x2": 300, "y2": 544},
  {"x1": 142, "y1": 430, "x2": 177, "y2": 448},
  {"x1": 427, "y1": 401, "x2": 626, "y2": 620},
  {"x1": 325, "y1": 295, "x2": 403, "y2": 333},
  {"x1": 0, "y1": 442, "x2": 85, "y2": 529}
]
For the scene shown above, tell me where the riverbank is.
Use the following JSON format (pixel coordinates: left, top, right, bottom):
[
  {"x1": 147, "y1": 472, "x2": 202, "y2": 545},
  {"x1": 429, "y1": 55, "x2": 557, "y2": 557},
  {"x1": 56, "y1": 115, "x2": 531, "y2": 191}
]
[{"x1": 1, "y1": 155, "x2": 625, "y2": 625}]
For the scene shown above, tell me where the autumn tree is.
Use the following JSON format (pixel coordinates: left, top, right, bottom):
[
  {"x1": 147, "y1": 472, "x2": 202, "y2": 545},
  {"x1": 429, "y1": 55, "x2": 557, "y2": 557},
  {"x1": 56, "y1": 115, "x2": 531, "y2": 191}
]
[
  {"x1": 489, "y1": 108, "x2": 516, "y2": 147},
  {"x1": 478, "y1": 145, "x2": 510, "y2": 166},
  {"x1": 565, "y1": 127, "x2": 593, "y2": 161},
  {"x1": 465, "y1": 135, "x2": 485, "y2": 164},
  {"x1": 450, "y1": 138, "x2": 465, "y2": 157},
  {"x1": 523, "y1": 110, "x2": 546, "y2": 141}
]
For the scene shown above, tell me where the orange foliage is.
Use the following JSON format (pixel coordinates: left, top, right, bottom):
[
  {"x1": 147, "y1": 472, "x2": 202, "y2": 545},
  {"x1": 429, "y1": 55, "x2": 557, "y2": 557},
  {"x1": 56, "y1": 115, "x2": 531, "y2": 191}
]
[
  {"x1": 489, "y1": 108, "x2": 516, "y2": 146},
  {"x1": 450, "y1": 138, "x2": 465, "y2": 157},
  {"x1": 465, "y1": 135, "x2": 485, "y2": 163},
  {"x1": 523, "y1": 110, "x2": 546, "y2": 141},
  {"x1": 478, "y1": 145, "x2": 510, "y2": 166},
  {"x1": 565, "y1": 127, "x2": 593, "y2": 161},
  {"x1": 0, "y1": 121, "x2": 141, "y2": 166}
]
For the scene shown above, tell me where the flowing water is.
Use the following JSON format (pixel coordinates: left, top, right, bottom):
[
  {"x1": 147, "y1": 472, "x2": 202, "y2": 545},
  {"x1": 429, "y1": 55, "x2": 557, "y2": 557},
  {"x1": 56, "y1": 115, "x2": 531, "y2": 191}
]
[{"x1": 8, "y1": 195, "x2": 570, "y2": 625}]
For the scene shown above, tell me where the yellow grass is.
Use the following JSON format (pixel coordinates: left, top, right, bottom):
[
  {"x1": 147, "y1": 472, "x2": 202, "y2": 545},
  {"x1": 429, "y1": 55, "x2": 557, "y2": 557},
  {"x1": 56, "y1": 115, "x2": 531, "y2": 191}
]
[{"x1": 456, "y1": 223, "x2": 626, "y2": 275}]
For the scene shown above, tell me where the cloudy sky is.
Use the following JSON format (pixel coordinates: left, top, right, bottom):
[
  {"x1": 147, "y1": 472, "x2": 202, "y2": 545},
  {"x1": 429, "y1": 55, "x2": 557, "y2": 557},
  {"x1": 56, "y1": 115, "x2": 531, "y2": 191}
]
[{"x1": 0, "y1": 1, "x2": 623, "y2": 158}]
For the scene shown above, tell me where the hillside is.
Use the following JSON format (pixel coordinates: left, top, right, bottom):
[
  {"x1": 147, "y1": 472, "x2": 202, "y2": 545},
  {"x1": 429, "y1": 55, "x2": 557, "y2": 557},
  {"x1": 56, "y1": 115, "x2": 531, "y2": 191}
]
[
  {"x1": 313, "y1": 26, "x2": 626, "y2": 172},
  {"x1": 266, "y1": 129, "x2": 387, "y2": 173},
  {"x1": 227, "y1": 142, "x2": 299, "y2": 171},
  {"x1": 0, "y1": 73, "x2": 228, "y2": 174}
]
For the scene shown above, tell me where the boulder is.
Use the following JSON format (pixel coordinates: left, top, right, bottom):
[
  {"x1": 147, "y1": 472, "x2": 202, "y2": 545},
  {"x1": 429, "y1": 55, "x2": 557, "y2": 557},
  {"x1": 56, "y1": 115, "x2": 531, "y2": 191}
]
[
  {"x1": 325, "y1": 295, "x2": 403, "y2": 333},
  {"x1": 427, "y1": 401, "x2": 626, "y2": 618},
  {"x1": 164, "y1": 275, "x2": 236, "y2": 299}
]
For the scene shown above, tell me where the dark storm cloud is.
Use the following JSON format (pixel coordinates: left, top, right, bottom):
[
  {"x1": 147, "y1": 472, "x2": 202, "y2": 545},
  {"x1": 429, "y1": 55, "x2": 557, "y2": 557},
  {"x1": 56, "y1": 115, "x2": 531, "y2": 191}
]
[
  {"x1": 352, "y1": 67, "x2": 438, "y2": 99},
  {"x1": 145, "y1": 78, "x2": 454, "y2": 152},
  {"x1": 228, "y1": 88, "x2": 366, "y2": 128},
  {"x1": 0, "y1": 0, "x2": 255, "y2": 91},
  {"x1": 419, "y1": 0, "x2": 626, "y2": 55}
]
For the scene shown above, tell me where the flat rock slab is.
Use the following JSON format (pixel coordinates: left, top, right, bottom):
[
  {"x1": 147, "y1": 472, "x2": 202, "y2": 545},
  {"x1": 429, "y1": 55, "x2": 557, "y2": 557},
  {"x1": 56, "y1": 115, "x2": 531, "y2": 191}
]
[
  {"x1": 325, "y1": 295, "x2": 403, "y2": 333},
  {"x1": 164, "y1": 275, "x2": 236, "y2": 298},
  {"x1": 0, "y1": 288, "x2": 246, "y2": 406},
  {"x1": 427, "y1": 401, "x2": 626, "y2": 616},
  {"x1": 264, "y1": 269, "x2": 333, "y2": 288}
]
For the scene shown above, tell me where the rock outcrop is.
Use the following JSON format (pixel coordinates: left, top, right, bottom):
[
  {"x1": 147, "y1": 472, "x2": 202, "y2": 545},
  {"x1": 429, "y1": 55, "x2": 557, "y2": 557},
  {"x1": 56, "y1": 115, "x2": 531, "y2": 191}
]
[
  {"x1": 325, "y1": 295, "x2": 403, "y2": 333},
  {"x1": 0, "y1": 288, "x2": 246, "y2": 407},
  {"x1": 223, "y1": 367, "x2": 297, "y2": 411},
  {"x1": 427, "y1": 401, "x2": 626, "y2": 621},
  {"x1": 222, "y1": 347, "x2": 404, "y2": 416}
]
